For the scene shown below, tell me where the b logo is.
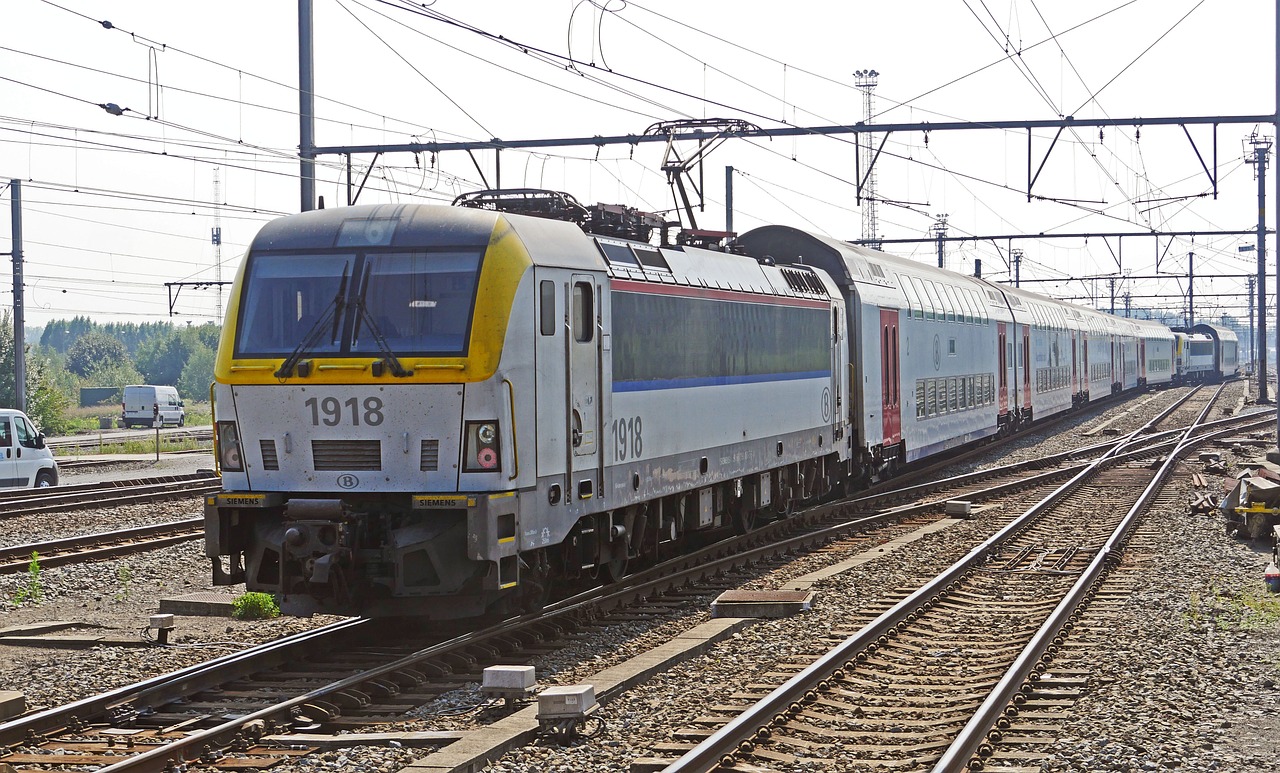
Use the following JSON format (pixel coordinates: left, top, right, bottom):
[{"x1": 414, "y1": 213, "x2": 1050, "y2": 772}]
[{"x1": 337, "y1": 474, "x2": 359, "y2": 489}]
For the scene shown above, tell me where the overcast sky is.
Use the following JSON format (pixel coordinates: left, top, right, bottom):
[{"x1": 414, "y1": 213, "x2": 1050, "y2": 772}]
[{"x1": 1, "y1": 0, "x2": 1274, "y2": 328}]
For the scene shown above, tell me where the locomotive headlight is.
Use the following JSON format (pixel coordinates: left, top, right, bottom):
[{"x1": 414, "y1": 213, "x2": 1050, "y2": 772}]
[
  {"x1": 462, "y1": 420, "x2": 501, "y2": 473},
  {"x1": 217, "y1": 421, "x2": 244, "y2": 472}
]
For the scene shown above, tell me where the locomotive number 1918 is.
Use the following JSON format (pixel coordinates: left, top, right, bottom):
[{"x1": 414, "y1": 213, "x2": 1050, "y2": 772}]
[
  {"x1": 611, "y1": 415, "x2": 643, "y2": 461},
  {"x1": 305, "y1": 396, "x2": 385, "y2": 427}
]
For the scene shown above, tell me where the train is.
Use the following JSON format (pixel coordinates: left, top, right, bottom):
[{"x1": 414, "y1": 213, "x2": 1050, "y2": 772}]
[{"x1": 203, "y1": 189, "x2": 1241, "y2": 618}]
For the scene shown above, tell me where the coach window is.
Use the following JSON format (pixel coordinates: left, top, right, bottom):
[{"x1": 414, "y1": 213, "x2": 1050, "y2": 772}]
[
  {"x1": 947, "y1": 285, "x2": 967, "y2": 323},
  {"x1": 572, "y1": 282, "x2": 593, "y2": 343},
  {"x1": 908, "y1": 277, "x2": 928, "y2": 319},
  {"x1": 540, "y1": 281, "x2": 556, "y2": 336},
  {"x1": 942, "y1": 285, "x2": 962, "y2": 323},
  {"x1": 966, "y1": 288, "x2": 981, "y2": 323},
  {"x1": 923, "y1": 280, "x2": 945, "y2": 321},
  {"x1": 898, "y1": 275, "x2": 919, "y2": 318}
]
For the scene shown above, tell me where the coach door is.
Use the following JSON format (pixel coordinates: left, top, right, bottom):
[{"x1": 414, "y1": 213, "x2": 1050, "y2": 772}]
[
  {"x1": 1110, "y1": 339, "x2": 1117, "y2": 390},
  {"x1": 1021, "y1": 327, "x2": 1031, "y2": 410},
  {"x1": 1071, "y1": 333, "x2": 1079, "y2": 395},
  {"x1": 879, "y1": 309, "x2": 900, "y2": 444},
  {"x1": 1139, "y1": 339, "x2": 1146, "y2": 383},
  {"x1": 997, "y1": 323, "x2": 1009, "y2": 413},
  {"x1": 567, "y1": 275, "x2": 601, "y2": 499}
]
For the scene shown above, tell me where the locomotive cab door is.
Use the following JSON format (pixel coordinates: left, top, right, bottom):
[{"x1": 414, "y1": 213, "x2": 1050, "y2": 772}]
[{"x1": 567, "y1": 275, "x2": 601, "y2": 499}]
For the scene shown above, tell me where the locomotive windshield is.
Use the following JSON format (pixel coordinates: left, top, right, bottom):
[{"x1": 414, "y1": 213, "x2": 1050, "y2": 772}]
[{"x1": 235, "y1": 250, "x2": 483, "y2": 359}]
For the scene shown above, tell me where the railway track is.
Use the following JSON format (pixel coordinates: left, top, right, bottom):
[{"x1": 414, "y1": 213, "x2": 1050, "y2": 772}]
[
  {"x1": 657, "y1": 386, "x2": 1259, "y2": 772},
  {"x1": 0, "y1": 518, "x2": 202, "y2": 574},
  {"x1": 0, "y1": 393, "x2": 1263, "y2": 772},
  {"x1": 47, "y1": 428, "x2": 213, "y2": 455},
  {"x1": 0, "y1": 473, "x2": 219, "y2": 519},
  {"x1": 55, "y1": 449, "x2": 211, "y2": 471}
]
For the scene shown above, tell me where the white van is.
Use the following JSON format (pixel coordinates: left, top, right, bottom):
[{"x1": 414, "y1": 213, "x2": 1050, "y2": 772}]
[
  {"x1": 0, "y1": 408, "x2": 58, "y2": 488},
  {"x1": 122, "y1": 385, "x2": 186, "y2": 428}
]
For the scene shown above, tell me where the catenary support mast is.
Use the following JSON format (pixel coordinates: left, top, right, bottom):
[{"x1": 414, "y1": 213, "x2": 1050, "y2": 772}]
[{"x1": 9, "y1": 180, "x2": 23, "y2": 411}]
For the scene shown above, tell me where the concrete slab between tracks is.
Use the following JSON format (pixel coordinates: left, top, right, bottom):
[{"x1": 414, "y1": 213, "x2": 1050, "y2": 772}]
[
  {"x1": 157, "y1": 591, "x2": 239, "y2": 617},
  {"x1": 397, "y1": 616, "x2": 756, "y2": 773},
  {"x1": 268, "y1": 731, "x2": 467, "y2": 748},
  {"x1": 0, "y1": 621, "x2": 81, "y2": 637},
  {"x1": 780, "y1": 517, "x2": 962, "y2": 592}
]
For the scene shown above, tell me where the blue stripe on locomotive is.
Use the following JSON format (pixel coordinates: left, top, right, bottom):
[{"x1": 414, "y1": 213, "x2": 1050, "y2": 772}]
[{"x1": 613, "y1": 369, "x2": 833, "y2": 392}]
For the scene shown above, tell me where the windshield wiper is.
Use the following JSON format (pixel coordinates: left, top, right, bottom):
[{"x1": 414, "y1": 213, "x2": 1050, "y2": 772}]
[
  {"x1": 275, "y1": 265, "x2": 350, "y2": 378},
  {"x1": 351, "y1": 262, "x2": 410, "y2": 377}
]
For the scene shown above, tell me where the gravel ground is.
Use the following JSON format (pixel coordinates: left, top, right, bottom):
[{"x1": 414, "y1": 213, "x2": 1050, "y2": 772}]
[{"x1": 2, "y1": 392, "x2": 1277, "y2": 773}]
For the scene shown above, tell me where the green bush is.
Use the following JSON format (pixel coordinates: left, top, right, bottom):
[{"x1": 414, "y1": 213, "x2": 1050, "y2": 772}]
[{"x1": 231, "y1": 592, "x2": 281, "y2": 620}]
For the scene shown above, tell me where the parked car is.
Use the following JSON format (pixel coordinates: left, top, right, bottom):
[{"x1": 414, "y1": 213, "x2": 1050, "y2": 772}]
[
  {"x1": 121, "y1": 384, "x2": 186, "y2": 428},
  {"x1": 0, "y1": 408, "x2": 57, "y2": 488}
]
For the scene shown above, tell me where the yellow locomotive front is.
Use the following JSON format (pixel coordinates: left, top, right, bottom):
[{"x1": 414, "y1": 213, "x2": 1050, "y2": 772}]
[{"x1": 205, "y1": 203, "x2": 538, "y2": 618}]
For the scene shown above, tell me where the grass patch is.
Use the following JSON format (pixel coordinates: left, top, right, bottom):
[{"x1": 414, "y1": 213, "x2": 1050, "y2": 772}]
[
  {"x1": 232, "y1": 592, "x2": 281, "y2": 620},
  {"x1": 1187, "y1": 582, "x2": 1280, "y2": 631},
  {"x1": 15, "y1": 551, "x2": 43, "y2": 605},
  {"x1": 62, "y1": 402, "x2": 213, "y2": 435}
]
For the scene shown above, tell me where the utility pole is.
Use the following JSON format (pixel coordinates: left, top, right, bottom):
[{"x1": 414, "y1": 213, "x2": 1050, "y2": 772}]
[
  {"x1": 7, "y1": 180, "x2": 23, "y2": 411},
  {"x1": 725, "y1": 166, "x2": 734, "y2": 235},
  {"x1": 1187, "y1": 250, "x2": 1195, "y2": 328},
  {"x1": 854, "y1": 69, "x2": 880, "y2": 250},
  {"x1": 1011, "y1": 249, "x2": 1023, "y2": 287},
  {"x1": 298, "y1": 0, "x2": 316, "y2": 212},
  {"x1": 1124, "y1": 292, "x2": 1132, "y2": 318},
  {"x1": 1109, "y1": 277, "x2": 1117, "y2": 315},
  {"x1": 933, "y1": 214, "x2": 948, "y2": 269},
  {"x1": 1246, "y1": 134, "x2": 1272, "y2": 402}
]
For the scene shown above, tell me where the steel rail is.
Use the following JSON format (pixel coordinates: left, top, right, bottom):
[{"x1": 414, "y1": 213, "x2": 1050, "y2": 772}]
[
  {"x1": 0, "y1": 618, "x2": 370, "y2": 748},
  {"x1": 931, "y1": 385, "x2": 1245, "y2": 771},
  {"x1": 0, "y1": 473, "x2": 216, "y2": 503},
  {"x1": 0, "y1": 479, "x2": 220, "y2": 519},
  {"x1": 0, "y1": 518, "x2": 202, "y2": 573},
  {"x1": 662, "y1": 391, "x2": 1254, "y2": 773}
]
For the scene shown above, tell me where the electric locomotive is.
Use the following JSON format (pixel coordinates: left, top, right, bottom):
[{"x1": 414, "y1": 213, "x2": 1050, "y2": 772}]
[
  {"x1": 205, "y1": 189, "x2": 1228, "y2": 619},
  {"x1": 205, "y1": 196, "x2": 849, "y2": 618}
]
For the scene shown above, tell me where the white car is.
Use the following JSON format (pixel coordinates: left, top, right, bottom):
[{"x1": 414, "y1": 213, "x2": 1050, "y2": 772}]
[{"x1": 0, "y1": 408, "x2": 58, "y2": 488}]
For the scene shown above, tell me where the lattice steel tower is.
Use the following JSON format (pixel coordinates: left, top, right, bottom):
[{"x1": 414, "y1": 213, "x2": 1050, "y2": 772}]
[{"x1": 854, "y1": 69, "x2": 879, "y2": 249}]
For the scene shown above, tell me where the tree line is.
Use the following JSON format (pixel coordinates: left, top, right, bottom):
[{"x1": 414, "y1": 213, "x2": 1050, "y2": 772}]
[{"x1": 0, "y1": 312, "x2": 219, "y2": 433}]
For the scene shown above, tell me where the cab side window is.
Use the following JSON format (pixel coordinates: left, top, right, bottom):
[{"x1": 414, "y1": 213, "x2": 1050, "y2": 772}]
[
  {"x1": 13, "y1": 417, "x2": 37, "y2": 449},
  {"x1": 0, "y1": 418, "x2": 10, "y2": 448}
]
